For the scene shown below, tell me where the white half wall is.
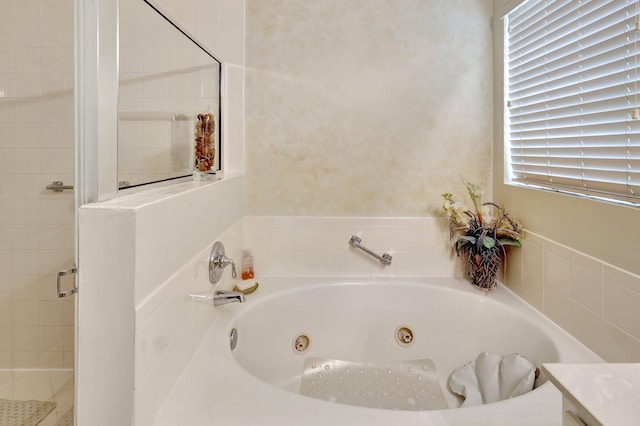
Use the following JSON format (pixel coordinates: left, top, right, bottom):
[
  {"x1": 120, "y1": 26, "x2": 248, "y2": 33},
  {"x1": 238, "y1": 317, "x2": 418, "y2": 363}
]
[{"x1": 77, "y1": 176, "x2": 243, "y2": 426}]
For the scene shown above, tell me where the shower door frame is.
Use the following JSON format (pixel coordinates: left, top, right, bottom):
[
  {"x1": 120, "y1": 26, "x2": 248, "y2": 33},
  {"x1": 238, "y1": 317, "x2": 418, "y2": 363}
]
[{"x1": 74, "y1": 0, "x2": 119, "y2": 421}]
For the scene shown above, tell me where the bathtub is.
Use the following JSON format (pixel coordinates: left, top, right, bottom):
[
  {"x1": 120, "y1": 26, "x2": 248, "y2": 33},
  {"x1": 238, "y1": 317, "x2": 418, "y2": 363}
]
[{"x1": 155, "y1": 277, "x2": 602, "y2": 425}]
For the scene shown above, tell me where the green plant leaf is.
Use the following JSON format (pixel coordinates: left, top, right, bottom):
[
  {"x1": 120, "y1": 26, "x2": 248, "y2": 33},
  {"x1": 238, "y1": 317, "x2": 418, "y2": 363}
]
[
  {"x1": 498, "y1": 238, "x2": 521, "y2": 247},
  {"x1": 458, "y1": 236, "x2": 477, "y2": 245},
  {"x1": 455, "y1": 236, "x2": 476, "y2": 255},
  {"x1": 481, "y1": 236, "x2": 496, "y2": 249}
]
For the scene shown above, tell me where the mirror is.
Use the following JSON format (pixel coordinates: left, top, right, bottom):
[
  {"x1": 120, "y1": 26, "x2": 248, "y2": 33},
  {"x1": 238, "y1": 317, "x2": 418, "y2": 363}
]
[{"x1": 117, "y1": 0, "x2": 222, "y2": 189}]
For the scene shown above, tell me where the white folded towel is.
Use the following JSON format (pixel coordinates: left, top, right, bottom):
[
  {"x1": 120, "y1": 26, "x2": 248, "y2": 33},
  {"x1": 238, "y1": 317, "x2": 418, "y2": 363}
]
[{"x1": 448, "y1": 351, "x2": 536, "y2": 407}]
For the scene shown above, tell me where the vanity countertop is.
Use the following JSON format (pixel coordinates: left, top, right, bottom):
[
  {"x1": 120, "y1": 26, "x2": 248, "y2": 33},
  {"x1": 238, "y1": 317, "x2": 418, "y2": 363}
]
[{"x1": 542, "y1": 363, "x2": 640, "y2": 426}]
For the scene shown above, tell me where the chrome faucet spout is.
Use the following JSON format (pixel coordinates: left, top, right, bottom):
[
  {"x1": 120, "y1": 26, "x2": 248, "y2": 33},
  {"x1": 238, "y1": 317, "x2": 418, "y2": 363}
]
[{"x1": 213, "y1": 290, "x2": 245, "y2": 306}]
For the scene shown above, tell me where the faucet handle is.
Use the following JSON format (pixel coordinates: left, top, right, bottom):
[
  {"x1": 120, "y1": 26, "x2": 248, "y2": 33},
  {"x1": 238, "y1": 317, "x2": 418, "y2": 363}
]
[
  {"x1": 218, "y1": 256, "x2": 237, "y2": 279},
  {"x1": 209, "y1": 241, "x2": 237, "y2": 284},
  {"x1": 230, "y1": 260, "x2": 237, "y2": 278}
]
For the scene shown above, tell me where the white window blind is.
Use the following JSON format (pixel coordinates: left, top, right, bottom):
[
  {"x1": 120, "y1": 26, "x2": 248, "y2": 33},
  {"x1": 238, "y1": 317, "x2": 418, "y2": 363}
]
[{"x1": 506, "y1": 0, "x2": 640, "y2": 204}]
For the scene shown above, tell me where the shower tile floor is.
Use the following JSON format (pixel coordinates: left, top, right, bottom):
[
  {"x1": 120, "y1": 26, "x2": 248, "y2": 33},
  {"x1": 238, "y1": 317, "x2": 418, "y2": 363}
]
[{"x1": 0, "y1": 370, "x2": 73, "y2": 425}]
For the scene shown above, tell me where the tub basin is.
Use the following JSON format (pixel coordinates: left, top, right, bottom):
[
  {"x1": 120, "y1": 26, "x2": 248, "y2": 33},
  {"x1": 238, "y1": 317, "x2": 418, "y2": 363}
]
[{"x1": 156, "y1": 277, "x2": 602, "y2": 425}]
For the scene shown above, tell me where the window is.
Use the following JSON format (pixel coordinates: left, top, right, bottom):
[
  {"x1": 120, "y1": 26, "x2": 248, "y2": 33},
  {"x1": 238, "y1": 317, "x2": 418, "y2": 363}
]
[{"x1": 505, "y1": 0, "x2": 640, "y2": 205}]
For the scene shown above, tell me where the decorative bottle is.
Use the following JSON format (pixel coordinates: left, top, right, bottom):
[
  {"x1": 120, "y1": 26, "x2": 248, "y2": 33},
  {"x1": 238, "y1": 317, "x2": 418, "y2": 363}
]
[
  {"x1": 241, "y1": 250, "x2": 254, "y2": 280},
  {"x1": 194, "y1": 112, "x2": 215, "y2": 172}
]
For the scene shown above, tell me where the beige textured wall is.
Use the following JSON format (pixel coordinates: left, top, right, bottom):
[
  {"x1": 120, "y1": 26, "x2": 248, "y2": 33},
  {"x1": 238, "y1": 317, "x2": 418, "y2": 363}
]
[{"x1": 246, "y1": 0, "x2": 494, "y2": 216}]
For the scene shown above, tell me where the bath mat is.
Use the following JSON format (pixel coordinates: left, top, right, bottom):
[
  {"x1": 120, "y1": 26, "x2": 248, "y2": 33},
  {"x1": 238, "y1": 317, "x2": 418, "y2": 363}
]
[
  {"x1": 56, "y1": 408, "x2": 74, "y2": 426},
  {"x1": 300, "y1": 357, "x2": 448, "y2": 411},
  {"x1": 0, "y1": 399, "x2": 56, "y2": 426}
]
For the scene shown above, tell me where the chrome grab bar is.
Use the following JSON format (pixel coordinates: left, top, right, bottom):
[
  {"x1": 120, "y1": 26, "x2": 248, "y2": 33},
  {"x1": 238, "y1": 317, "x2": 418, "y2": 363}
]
[
  {"x1": 46, "y1": 181, "x2": 74, "y2": 192},
  {"x1": 348, "y1": 235, "x2": 392, "y2": 266}
]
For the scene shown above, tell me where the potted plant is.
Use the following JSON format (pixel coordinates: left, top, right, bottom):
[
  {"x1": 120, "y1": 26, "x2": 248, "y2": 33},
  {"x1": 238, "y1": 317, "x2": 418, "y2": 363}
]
[{"x1": 442, "y1": 179, "x2": 522, "y2": 290}]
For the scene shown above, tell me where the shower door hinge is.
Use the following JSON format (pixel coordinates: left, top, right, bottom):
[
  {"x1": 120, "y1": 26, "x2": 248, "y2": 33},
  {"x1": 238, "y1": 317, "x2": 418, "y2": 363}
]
[{"x1": 57, "y1": 265, "x2": 78, "y2": 298}]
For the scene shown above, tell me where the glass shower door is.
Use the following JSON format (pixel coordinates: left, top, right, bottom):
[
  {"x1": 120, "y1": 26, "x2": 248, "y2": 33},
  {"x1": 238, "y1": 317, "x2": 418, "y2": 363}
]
[{"x1": 0, "y1": 0, "x2": 76, "y2": 424}]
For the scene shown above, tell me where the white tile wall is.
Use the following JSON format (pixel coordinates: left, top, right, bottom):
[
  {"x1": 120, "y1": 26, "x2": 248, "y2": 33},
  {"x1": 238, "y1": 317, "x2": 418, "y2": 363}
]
[
  {"x1": 0, "y1": 0, "x2": 74, "y2": 368},
  {"x1": 243, "y1": 216, "x2": 456, "y2": 278},
  {"x1": 134, "y1": 220, "x2": 243, "y2": 426},
  {"x1": 134, "y1": 178, "x2": 244, "y2": 305},
  {"x1": 604, "y1": 269, "x2": 640, "y2": 341},
  {"x1": 77, "y1": 207, "x2": 136, "y2": 426},
  {"x1": 223, "y1": 64, "x2": 245, "y2": 175},
  {"x1": 522, "y1": 234, "x2": 544, "y2": 311},
  {"x1": 504, "y1": 231, "x2": 640, "y2": 362}
]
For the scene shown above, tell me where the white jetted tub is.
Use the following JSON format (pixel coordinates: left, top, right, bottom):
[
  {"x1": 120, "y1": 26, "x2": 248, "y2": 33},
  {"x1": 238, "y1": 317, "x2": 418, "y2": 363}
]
[{"x1": 156, "y1": 277, "x2": 602, "y2": 425}]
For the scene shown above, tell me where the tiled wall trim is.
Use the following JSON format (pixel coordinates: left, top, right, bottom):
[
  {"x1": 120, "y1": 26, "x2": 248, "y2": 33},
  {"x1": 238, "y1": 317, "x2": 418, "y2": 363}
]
[{"x1": 505, "y1": 231, "x2": 640, "y2": 362}]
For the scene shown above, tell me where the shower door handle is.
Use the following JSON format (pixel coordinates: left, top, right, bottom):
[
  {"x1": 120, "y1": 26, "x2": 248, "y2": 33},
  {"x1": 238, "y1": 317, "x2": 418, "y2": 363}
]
[
  {"x1": 46, "y1": 181, "x2": 74, "y2": 192},
  {"x1": 57, "y1": 266, "x2": 78, "y2": 298}
]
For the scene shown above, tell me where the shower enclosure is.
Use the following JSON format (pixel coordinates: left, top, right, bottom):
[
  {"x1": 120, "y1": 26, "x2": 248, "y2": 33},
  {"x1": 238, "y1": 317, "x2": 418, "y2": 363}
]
[{"x1": 0, "y1": 0, "x2": 76, "y2": 424}]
